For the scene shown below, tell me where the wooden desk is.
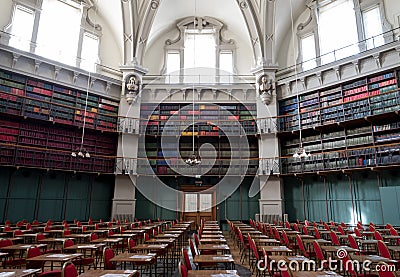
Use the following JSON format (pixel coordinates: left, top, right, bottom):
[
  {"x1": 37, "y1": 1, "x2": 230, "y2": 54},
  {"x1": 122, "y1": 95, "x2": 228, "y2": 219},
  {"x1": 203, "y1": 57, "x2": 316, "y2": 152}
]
[
  {"x1": 259, "y1": 245, "x2": 293, "y2": 254},
  {"x1": 26, "y1": 253, "x2": 83, "y2": 270},
  {"x1": 193, "y1": 254, "x2": 235, "y2": 269},
  {"x1": 77, "y1": 269, "x2": 139, "y2": 277},
  {"x1": 109, "y1": 253, "x2": 157, "y2": 276},
  {"x1": 0, "y1": 269, "x2": 40, "y2": 277},
  {"x1": 187, "y1": 269, "x2": 238, "y2": 276},
  {"x1": 321, "y1": 245, "x2": 359, "y2": 258},
  {"x1": 199, "y1": 238, "x2": 227, "y2": 244},
  {"x1": 198, "y1": 244, "x2": 230, "y2": 254}
]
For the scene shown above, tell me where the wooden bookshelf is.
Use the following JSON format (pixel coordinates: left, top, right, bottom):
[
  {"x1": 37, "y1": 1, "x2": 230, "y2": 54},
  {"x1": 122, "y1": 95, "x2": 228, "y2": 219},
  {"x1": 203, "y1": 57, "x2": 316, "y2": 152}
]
[
  {"x1": 279, "y1": 68, "x2": 400, "y2": 174},
  {"x1": 0, "y1": 68, "x2": 119, "y2": 173},
  {"x1": 139, "y1": 102, "x2": 258, "y2": 176},
  {"x1": 0, "y1": 69, "x2": 119, "y2": 132}
]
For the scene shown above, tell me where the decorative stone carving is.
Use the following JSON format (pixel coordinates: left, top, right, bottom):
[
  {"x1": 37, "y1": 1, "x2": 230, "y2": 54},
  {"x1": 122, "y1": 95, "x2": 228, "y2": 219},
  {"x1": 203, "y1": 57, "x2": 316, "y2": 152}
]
[
  {"x1": 258, "y1": 75, "x2": 274, "y2": 105},
  {"x1": 125, "y1": 75, "x2": 140, "y2": 104}
]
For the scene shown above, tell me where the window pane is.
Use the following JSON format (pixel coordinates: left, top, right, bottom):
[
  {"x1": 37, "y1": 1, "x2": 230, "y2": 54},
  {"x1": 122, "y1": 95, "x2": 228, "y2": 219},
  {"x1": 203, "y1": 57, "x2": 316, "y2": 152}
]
[
  {"x1": 220, "y1": 51, "x2": 233, "y2": 83},
  {"x1": 184, "y1": 30, "x2": 216, "y2": 83},
  {"x1": 363, "y1": 7, "x2": 384, "y2": 50},
  {"x1": 36, "y1": 0, "x2": 81, "y2": 66},
  {"x1": 80, "y1": 33, "x2": 99, "y2": 72},
  {"x1": 166, "y1": 52, "x2": 180, "y2": 83},
  {"x1": 199, "y1": 194, "x2": 212, "y2": 212},
  {"x1": 319, "y1": 0, "x2": 359, "y2": 64},
  {"x1": 185, "y1": 193, "x2": 197, "y2": 212},
  {"x1": 301, "y1": 35, "x2": 317, "y2": 71},
  {"x1": 9, "y1": 5, "x2": 34, "y2": 52}
]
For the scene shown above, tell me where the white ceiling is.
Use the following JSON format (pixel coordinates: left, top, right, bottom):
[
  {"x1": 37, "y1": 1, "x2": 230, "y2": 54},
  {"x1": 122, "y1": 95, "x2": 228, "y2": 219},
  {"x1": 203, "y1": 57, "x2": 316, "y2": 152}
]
[{"x1": 94, "y1": 0, "x2": 307, "y2": 67}]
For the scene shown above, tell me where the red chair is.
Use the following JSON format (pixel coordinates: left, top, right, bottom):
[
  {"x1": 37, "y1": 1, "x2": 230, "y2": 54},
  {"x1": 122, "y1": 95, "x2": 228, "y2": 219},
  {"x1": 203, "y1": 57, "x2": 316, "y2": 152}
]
[
  {"x1": 127, "y1": 238, "x2": 136, "y2": 253},
  {"x1": 63, "y1": 239, "x2": 95, "y2": 273},
  {"x1": 0, "y1": 239, "x2": 26, "y2": 268},
  {"x1": 178, "y1": 261, "x2": 188, "y2": 277},
  {"x1": 237, "y1": 228, "x2": 250, "y2": 263},
  {"x1": 181, "y1": 248, "x2": 192, "y2": 270},
  {"x1": 103, "y1": 247, "x2": 116, "y2": 270},
  {"x1": 374, "y1": 231, "x2": 384, "y2": 241},
  {"x1": 296, "y1": 234, "x2": 315, "y2": 258},
  {"x1": 188, "y1": 239, "x2": 198, "y2": 258},
  {"x1": 63, "y1": 230, "x2": 71, "y2": 237},
  {"x1": 313, "y1": 227, "x2": 321, "y2": 239},
  {"x1": 330, "y1": 230, "x2": 341, "y2": 246},
  {"x1": 13, "y1": 229, "x2": 23, "y2": 238},
  {"x1": 61, "y1": 261, "x2": 78, "y2": 277},
  {"x1": 314, "y1": 241, "x2": 328, "y2": 269},
  {"x1": 354, "y1": 228, "x2": 363, "y2": 238},
  {"x1": 378, "y1": 265, "x2": 397, "y2": 277},
  {"x1": 26, "y1": 247, "x2": 62, "y2": 277},
  {"x1": 281, "y1": 230, "x2": 298, "y2": 251},
  {"x1": 302, "y1": 225, "x2": 309, "y2": 235},
  {"x1": 337, "y1": 225, "x2": 346, "y2": 235}
]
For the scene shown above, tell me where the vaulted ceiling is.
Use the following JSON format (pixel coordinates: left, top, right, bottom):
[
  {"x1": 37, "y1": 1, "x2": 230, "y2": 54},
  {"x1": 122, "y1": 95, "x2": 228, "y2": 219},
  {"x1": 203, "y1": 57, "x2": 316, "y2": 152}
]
[{"x1": 94, "y1": 0, "x2": 307, "y2": 68}]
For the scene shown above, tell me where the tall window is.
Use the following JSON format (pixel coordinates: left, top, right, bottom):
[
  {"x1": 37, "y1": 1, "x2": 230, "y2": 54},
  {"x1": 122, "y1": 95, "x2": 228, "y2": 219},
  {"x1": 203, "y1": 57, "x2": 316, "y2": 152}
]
[
  {"x1": 184, "y1": 29, "x2": 216, "y2": 83},
  {"x1": 363, "y1": 7, "x2": 384, "y2": 50},
  {"x1": 9, "y1": 5, "x2": 35, "y2": 52},
  {"x1": 36, "y1": 0, "x2": 81, "y2": 66},
  {"x1": 219, "y1": 51, "x2": 233, "y2": 83},
  {"x1": 166, "y1": 51, "x2": 180, "y2": 83},
  {"x1": 80, "y1": 32, "x2": 99, "y2": 72},
  {"x1": 300, "y1": 34, "x2": 317, "y2": 71},
  {"x1": 318, "y1": 0, "x2": 359, "y2": 64}
]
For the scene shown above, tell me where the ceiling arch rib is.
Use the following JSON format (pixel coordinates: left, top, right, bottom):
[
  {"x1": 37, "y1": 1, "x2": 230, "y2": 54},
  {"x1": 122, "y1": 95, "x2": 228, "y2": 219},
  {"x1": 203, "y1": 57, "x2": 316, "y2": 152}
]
[{"x1": 120, "y1": 0, "x2": 160, "y2": 65}]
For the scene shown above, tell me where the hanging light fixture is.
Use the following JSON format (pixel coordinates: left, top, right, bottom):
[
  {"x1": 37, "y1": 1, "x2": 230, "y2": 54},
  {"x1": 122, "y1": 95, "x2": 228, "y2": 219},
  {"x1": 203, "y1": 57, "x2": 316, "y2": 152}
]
[
  {"x1": 185, "y1": 0, "x2": 201, "y2": 167},
  {"x1": 289, "y1": 0, "x2": 310, "y2": 159},
  {"x1": 71, "y1": 74, "x2": 91, "y2": 159}
]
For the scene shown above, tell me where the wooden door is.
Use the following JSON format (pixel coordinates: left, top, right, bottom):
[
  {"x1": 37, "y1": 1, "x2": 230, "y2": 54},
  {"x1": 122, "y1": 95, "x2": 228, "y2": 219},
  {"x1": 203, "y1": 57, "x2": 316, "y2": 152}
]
[{"x1": 183, "y1": 192, "x2": 215, "y2": 230}]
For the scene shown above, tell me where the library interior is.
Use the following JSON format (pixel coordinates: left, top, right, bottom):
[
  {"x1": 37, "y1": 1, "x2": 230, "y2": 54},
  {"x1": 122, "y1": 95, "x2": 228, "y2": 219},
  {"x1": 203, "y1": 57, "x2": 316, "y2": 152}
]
[{"x1": 1, "y1": 0, "x2": 400, "y2": 276}]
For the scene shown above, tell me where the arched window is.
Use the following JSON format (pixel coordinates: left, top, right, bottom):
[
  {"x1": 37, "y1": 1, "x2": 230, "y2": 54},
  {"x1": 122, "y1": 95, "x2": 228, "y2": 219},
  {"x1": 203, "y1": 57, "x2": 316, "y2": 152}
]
[{"x1": 163, "y1": 16, "x2": 236, "y2": 84}]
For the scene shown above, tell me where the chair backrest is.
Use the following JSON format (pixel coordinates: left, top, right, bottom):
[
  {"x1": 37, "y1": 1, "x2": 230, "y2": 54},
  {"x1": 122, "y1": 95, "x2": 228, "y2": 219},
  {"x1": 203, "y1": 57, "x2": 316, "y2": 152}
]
[
  {"x1": 389, "y1": 227, "x2": 399, "y2": 236},
  {"x1": 249, "y1": 238, "x2": 259, "y2": 260},
  {"x1": 337, "y1": 225, "x2": 346, "y2": 235},
  {"x1": 347, "y1": 235, "x2": 359, "y2": 250},
  {"x1": 281, "y1": 231, "x2": 290, "y2": 246},
  {"x1": 313, "y1": 227, "x2": 321, "y2": 239},
  {"x1": 189, "y1": 239, "x2": 197, "y2": 257},
  {"x1": 304, "y1": 220, "x2": 309, "y2": 227},
  {"x1": 63, "y1": 239, "x2": 74, "y2": 249},
  {"x1": 26, "y1": 223, "x2": 32, "y2": 230},
  {"x1": 36, "y1": 233, "x2": 46, "y2": 242},
  {"x1": 181, "y1": 248, "x2": 192, "y2": 270},
  {"x1": 143, "y1": 232, "x2": 150, "y2": 242},
  {"x1": 302, "y1": 225, "x2": 309, "y2": 235},
  {"x1": 377, "y1": 240, "x2": 392, "y2": 259},
  {"x1": 108, "y1": 230, "x2": 114, "y2": 237},
  {"x1": 295, "y1": 235, "x2": 305, "y2": 252},
  {"x1": 330, "y1": 231, "x2": 340, "y2": 246},
  {"x1": 0, "y1": 239, "x2": 13, "y2": 248},
  {"x1": 178, "y1": 261, "x2": 188, "y2": 277},
  {"x1": 313, "y1": 241, "x2": 325, "y2": 261},
  {"x1": 273, "y1": 227, "x2": 281, "y2": 241},
  {"x1": 103, "y1": 247, "x2": 116, "y2": 270},
  {"x1": 128, "y1": 238, "x2": 135, "y2": 253},
  {"x1": 61, "y1": 261, "x2": 78, "y2": 277},
  {"x1": 193, "y1": 233, "x2": 200, "y2": 248},
  {"x1": 323, "y1": 223, "x2": 330, "y2": 231},
  {"x1": 3, "y1": 226, "x2": 11, "y2": 232},
  {"x1": 285, "y1": 221, "x2": 291, "y2": 229},
  {"x1": 293, "y1": 223, "x2": 299, "y2": 232},
  {"x1": 374, "y1": 231, "x2": 384, "y2": 241},
  {"x1": 353, "y1": 228, "x2": 362, "y2": 237},
  {"x1": 63, "y1": 230, "x2": 71, "y2": 237},
  {"x1": 90, "y1": 233, "x2": 98, "y2": 241},
  {"x1": 26, "y1": 246, "x2": 45, "y2": 269},
  {"x1": 13, "y1": 229, "x2": 23, "y2": 237}
]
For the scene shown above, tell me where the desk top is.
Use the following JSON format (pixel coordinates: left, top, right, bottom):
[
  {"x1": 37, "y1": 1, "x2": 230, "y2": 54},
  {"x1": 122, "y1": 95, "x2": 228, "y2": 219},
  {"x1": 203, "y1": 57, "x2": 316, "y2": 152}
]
[
  {"x1": 187, "y1": 269, "x2": 238, "y2": 276},
  {"x1": 0, "y1": 269, "x2": 41, "y2": 277},
  {"x1": 77, "y1": 270, "x2": 139, "y2": 277}
]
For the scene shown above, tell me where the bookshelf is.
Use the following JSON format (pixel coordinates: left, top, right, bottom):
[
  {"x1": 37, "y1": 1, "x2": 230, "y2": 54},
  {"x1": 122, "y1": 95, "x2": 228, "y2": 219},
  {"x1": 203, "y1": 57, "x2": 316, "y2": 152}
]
[
  {"x1": 279, "y1": 69, "x2": 400, "y2": 174},
  {"x1": 0, "y1": 68, "x2": 119, "y2": 173},
  {"x1": 139, "y1": 102, "x2": 258, "y2": 176},
  {"x1": 0, "y1": 69, "x2": 119, "y2": 132},
  {"x1": 0, "y1": 116, "x2": 117, "y2": 173}
]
